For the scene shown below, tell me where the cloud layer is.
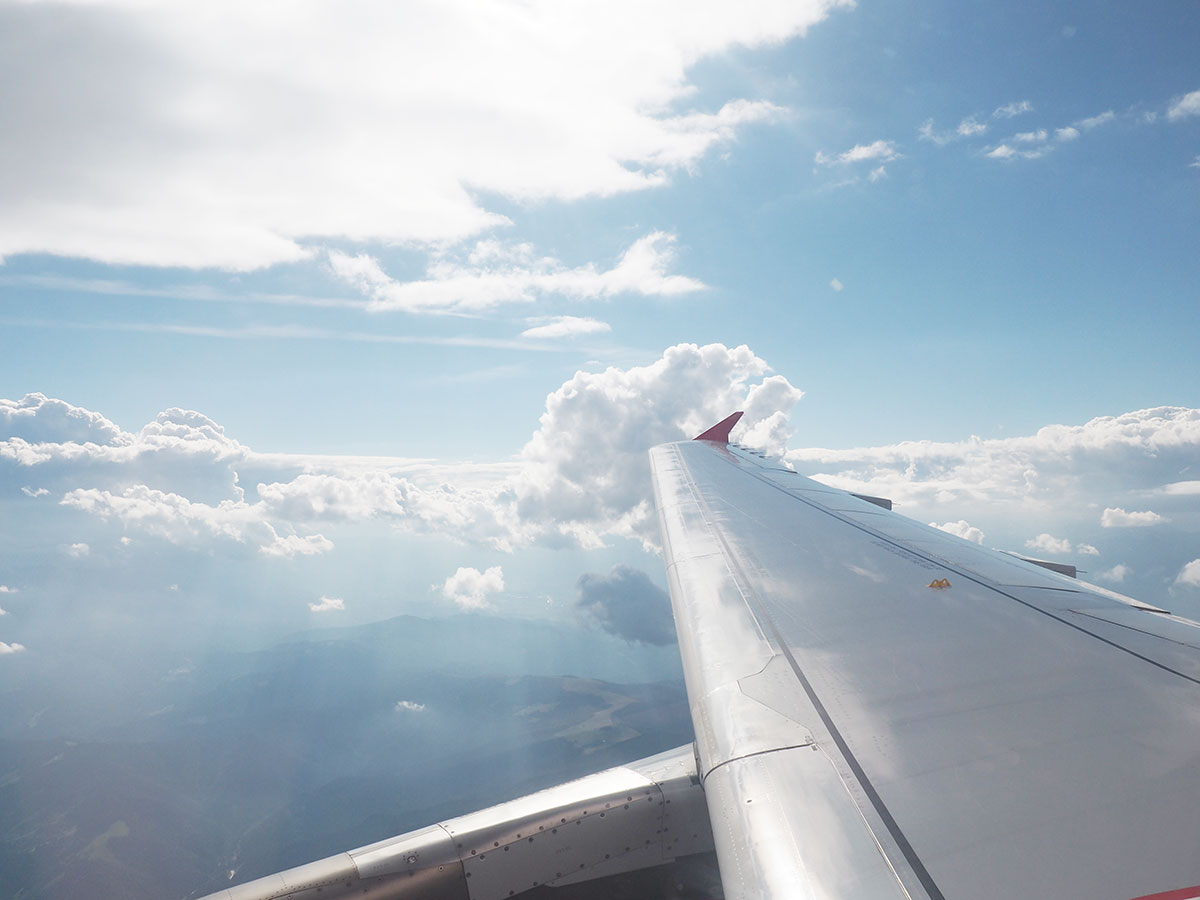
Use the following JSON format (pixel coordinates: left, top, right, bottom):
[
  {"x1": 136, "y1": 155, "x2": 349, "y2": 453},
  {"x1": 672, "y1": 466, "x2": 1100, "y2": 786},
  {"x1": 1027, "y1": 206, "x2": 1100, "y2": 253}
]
[
  {"x1": 0, "y1": 0, "x2": 848, "y2": 270},
  {"x1": 1, "y1": 344, "x2": 806, "y2": 559},
  {"x1": 329, "y1": 232, "x2": 705, "y2": 315},
  {"x1": 5, "y1": 356, "x2": 1199, "y2": 610}
]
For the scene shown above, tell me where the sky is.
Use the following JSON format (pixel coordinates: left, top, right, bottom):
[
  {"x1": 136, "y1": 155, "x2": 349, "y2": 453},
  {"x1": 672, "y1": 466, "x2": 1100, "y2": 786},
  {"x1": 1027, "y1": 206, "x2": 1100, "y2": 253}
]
[{"x1": 2, "y1": 0, "x2": 1200, "y2": 673}]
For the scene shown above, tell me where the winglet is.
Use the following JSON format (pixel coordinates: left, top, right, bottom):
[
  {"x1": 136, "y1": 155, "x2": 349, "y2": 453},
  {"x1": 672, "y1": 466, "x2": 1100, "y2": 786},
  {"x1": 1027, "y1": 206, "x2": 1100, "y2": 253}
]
[{"x1": 693, "y1": 411, "x2": 743, "y2": 444}]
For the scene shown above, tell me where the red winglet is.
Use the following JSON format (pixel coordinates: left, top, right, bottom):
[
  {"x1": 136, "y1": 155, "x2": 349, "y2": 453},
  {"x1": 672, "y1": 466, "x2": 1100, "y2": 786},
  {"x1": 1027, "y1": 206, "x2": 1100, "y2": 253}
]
[{"x1": 693, "y1": 411, "x2": 743, "y2": 444}]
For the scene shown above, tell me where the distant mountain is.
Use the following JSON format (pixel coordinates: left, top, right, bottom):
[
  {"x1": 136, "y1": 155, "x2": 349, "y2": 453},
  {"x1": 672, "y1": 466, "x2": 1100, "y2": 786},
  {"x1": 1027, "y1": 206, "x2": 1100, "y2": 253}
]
[{"x1": 0, "y1": 614, "x2": 692, "y2": 900}]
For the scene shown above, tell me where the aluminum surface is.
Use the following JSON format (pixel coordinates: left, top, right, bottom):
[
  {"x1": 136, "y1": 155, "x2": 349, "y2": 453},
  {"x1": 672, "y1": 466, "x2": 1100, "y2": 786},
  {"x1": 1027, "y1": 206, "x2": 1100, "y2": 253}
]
[{"x1": 651, "y1": 438, "x2": 1200, "y2": 900}]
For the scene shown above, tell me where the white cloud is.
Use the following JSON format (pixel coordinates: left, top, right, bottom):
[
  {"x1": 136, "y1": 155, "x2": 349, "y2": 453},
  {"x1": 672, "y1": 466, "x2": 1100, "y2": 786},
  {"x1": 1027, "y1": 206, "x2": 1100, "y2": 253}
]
[
  {"x1": 21, "y1": 486, "x2": 50, "y2": 497},
  {"x1": 1077, "y1": 543, "x2": 1100, "y2": 556},
  {"x1": 931, "y1": 520, "x2": 985, "y2": 544},
  {"x1": 917, "y1": 119, "x2": 945, "y2": 145},
  {"x1": 985, "y1": 142, "x2": 1045, "y2": 161},
  {"x1": 249, "y1": 343, "x2": 805, "y2": 550},
  {"x1": 1, "y1": 393, "x2": 127, "y2": 446},
  {"x1": 957, "y1": 117, "x2": 988, "y2": 137},
  {"x1": 515, "y1": 344, "x2": 804, "y2": 547},
  {"x1": 0, "y1": 0, "x2": 849, "y2": 270},
  {"x1": 868, "y1": 165, "x2": 888, "y2": 182},
  {"x1": 815, "y1": 139, "x2": 899, "y2": 166},
  {"x1": 329, "y1": 232, "x2": 705, "y2": 314},
  {"x1": 1177, "y1": 559, "x2": 1200, "y2": 587},
  {"x1": 0, "y1": 585, "x2": 15, "y2": 593},
  {"x1": 919, "y1": 117, "x2": 987, "y2": 146},
  {"x1": 1025, "y1": 533, "x2": 1073, "y2": 555},
  {"x1": 441, "y1": 566, "x2": 505, "y2": 610},
  {"x1": 520, "y1": 316, "x2": 612, "y2": 340},
  {"x1": 14, "y1": 389, "x2": 1198, "y2": 571},
  {"x1": 395, "y1": 700, "x2": 426, "y2": 713},
  {"x1": 1076, "y1": 110, "x2": 1115, "y2": 130},
  {"x1": 1167, "y1": 90, "x2": 1200, "y2": 122},
  {"x1": 0, "y1": 608, "x2": 6, "y2": 617},
  {"x1": 1162, "y1": 481, "x2": 1200, "y2": 495},
  {"x1": 994, "y1": 100, "x2": 1033, "y2": 119},
  {"x1": 307, "y1": 596, "x2": 345, "y2": 613},
  {"x1": 1099, "y1": 564, "x2": 1130, "y2": 583},
  {"x1": 830, "y1": 278, "x2": 844, "y2": 292},
  {"x1": 61, "y1": 485, "x2": 333, "y2": 557},
  {"x1": 66, "y1": 542, "x2": 91, "y2": 557},
  {"x1": 1100, "y1": 507, "x2": 1164, "y2": 528},
  {"x1": 0, "y1": 642, "x2": 26, "y2": 655},
  {"x1": 1190, "y1": 155, "x2": 1200, "y2": 170},
  {"x1": 979, "y1": 108, "x2": 1114, "y2": 162},
  {"x1": 787, "y1": 407, "x2": 1200, "y2": 534}
]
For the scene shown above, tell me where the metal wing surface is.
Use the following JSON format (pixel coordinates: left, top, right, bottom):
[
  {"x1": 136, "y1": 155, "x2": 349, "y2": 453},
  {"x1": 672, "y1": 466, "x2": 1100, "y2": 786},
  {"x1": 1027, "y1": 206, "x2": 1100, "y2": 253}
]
[{"x1": 650, "y1": 434, "x2": 1200, "y2": 900}]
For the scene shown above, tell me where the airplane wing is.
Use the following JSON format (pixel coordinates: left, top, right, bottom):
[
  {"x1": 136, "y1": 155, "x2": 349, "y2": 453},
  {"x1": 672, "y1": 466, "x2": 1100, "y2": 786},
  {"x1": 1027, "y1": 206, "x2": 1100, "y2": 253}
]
[
  {"x1": 652, "y1": 416, "x2": 1200, "y2": 900},
  {"x1": 198, "y1": 414, "x2": 1200, "y2": 900}
]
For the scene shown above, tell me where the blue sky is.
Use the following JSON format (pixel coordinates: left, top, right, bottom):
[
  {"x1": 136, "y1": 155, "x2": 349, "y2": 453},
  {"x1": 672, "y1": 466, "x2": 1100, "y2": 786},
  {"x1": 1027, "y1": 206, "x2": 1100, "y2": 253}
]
[{"x1": 2, "y1": 0, "x2": 1200, "y2": 665}]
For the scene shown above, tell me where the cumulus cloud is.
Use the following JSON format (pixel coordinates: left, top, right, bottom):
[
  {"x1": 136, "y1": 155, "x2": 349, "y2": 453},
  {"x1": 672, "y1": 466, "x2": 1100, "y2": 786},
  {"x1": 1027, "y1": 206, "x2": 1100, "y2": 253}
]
[
  {"x1": 815, "y1": 139, "x2": 899, "y2": 166},
  {"x1": 1077, "y1": 543, "x2": 1100, "y2": 556},
  {"x1": 21, "y1": 487, "x2": 49, "y2": 497},
  {"x1": 60, "y1": 486, "x2": 333, "y2": 557},
  {"x1": 6, "y1": 344, "x2": 807, "y2": 559},
  {"x1": 0, "y1": 642, "x2": 26, "y2": 655},
  {"x1": 576, "y1": 565, "x2": 675, "y2": 645},
  {"x1": 1176, "y1": 560, "x2": 1200, "y2": 587},
  {"x1": 1100, "y1": 507, "x2": 1164, "y2": 528},
  {"x1": 307, "y1": 596, "x2": 345, "y2": 613},
  {"x1": 1025, "y1": 533, "x2": 1073, "y2": 555},
  {"x1": 994, "y1": 100, "x2": 1033, "y2": 119},
  {"x1": 515, "y1": 343, "x2": 804, "y2": 547},
  {"x1": 395, "y1": 700, "x2": 426, "y2": 713},
  {"x1": 0, "y1": 585, "x2": 15, "y2": 593},
  {"x1": 1, "y1": 393, "x2": 127, "y2": 445},
  {"x1": 0, "y1": 608, "x2": 6, "y2": 617},
  {"x1": 931, "y1": 520, "x2": 985, "y2": 544},
  {"x1": 1167, "y1": 90, "x2": 1200, "y2": 122},
  {"x1": 830, "y1": 278, "x2": 844, "y2": 291},
  {"x1": 787, "y1": 407, "x2": 1200, "y2": 521},
  {"x1": 0, "y1": 0, "x2": 848, "y2": 270},
  {"x1": 441, "y1": 566, "x2": 504, "y2": 610},
  {"x1": 65, "y1": 542, "x2": 91, "y2": 557},
  {"x1": 520, "y1": 316, "x2": 612, "y2": 340},
  {"x1": 329, "y1": 232, "x2": 705, "y2": 314},
  {"x1": 1055, "y1": 126, "x2": 1080, "y2": 142},
  {"x1": 1099, "y1": 564, "x2": 1130, "y2": 583}
]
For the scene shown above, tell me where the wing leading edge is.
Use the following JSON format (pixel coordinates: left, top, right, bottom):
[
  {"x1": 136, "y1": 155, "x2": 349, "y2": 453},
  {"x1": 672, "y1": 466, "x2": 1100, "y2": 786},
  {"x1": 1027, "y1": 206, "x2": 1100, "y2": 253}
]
[{"x1": 650, "y1": 433, "x2": 1200, "y2": 900}]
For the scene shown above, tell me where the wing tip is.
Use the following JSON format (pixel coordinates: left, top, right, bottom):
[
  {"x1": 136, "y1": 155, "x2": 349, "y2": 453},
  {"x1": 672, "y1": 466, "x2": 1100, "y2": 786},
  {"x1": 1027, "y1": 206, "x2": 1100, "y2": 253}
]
[{"x1": 693, "y1": 411, "x2": 743, "y2": 444}]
